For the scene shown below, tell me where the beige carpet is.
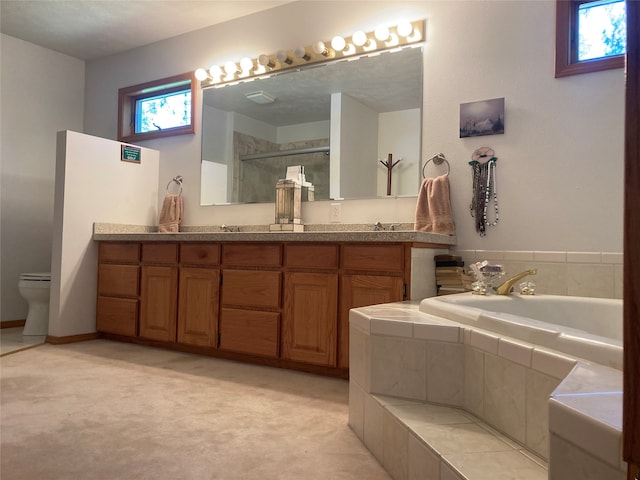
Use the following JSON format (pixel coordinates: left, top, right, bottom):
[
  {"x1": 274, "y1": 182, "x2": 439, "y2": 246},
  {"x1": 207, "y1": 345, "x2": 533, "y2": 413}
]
[{"x1": 1, "y1": 340, "x2": 390, "y2": 480}]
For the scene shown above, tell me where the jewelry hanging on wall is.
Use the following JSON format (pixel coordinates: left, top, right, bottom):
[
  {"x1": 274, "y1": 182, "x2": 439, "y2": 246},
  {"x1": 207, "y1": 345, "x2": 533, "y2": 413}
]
[{"x1": 469, "y1": 147, "x2": 499, "y2": 236}]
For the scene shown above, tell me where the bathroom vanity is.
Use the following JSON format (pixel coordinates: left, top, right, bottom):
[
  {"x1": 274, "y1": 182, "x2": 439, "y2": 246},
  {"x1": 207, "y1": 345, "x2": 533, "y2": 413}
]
[{"x1": 93, "y1": 225, "x2": 454, "y2": 377}]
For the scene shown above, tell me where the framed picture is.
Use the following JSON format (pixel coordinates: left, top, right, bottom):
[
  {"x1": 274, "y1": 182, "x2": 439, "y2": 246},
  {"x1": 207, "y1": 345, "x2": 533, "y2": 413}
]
[{"x1": 460, "y1": 97, "x2": 505, "y2": 138}]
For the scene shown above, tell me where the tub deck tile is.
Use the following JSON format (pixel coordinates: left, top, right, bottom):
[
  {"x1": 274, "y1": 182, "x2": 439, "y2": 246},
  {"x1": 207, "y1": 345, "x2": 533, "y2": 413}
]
[
  {"x1": 373, "y1": 394, "x2": 547, "y2": 480},
  {"x1": 444, "y1": 450, "x2": 547, "y2": 480}
]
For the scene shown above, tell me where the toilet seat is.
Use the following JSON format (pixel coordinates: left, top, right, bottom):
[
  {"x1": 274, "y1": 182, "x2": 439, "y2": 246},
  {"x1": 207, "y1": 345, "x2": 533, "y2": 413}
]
[{"x1": 19, "y1": 273, "x2": 51, "y2": 282}]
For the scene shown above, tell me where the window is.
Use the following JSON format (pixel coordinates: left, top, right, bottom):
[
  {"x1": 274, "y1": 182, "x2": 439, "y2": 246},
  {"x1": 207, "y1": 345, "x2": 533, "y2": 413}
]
[
  {"x1": 556, "y1": 0, "x2": 626, "y2": 78},
  {"x1": 118, "y1": 72, "x2": 197, "y2": 143}
]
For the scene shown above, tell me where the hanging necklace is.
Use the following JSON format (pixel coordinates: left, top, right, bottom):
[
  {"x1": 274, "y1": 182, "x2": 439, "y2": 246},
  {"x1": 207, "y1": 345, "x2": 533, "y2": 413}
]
[
  {"x1": 484, "y1": 158, "x2": 499, "y2": 228},
  {"x1": 469, "y1": 149, "x2": 499, "y2": 236}
]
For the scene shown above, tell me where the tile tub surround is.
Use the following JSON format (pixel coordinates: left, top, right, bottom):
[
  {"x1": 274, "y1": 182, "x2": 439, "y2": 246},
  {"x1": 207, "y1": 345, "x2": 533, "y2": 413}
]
[
  {"x1": 452, "y1": 249, "x2": 624, "y2": 299},
  {"x1": 349, "y1": 302, "x2": 625, "y2": 480}
]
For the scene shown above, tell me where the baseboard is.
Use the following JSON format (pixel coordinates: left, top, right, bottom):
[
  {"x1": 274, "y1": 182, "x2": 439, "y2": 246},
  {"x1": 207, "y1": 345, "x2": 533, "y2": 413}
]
[
  {"x1": 45, "y1": 333, "x2": 99, "y2": 344},
  {"x1": 1, "y1": 319, "x2": 26, "y2": 329}
]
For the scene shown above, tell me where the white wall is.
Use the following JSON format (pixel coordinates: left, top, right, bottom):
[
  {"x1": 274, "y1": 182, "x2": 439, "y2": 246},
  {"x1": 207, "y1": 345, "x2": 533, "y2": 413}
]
[
  {"x1": 82, "y1": 0, "x2": 624, "y2": 253},
  {"x1": 335, "y1": 93, "x2": 379, "y2": 199},
  {"x1": 0, "y1": 34, "x2": 85, "y2": 321},
  {"x1": 277, "y1": 120, "x2": 330, "y2": 144},
  {"x1": 378, "y1": 108, "x2": 422, "y2": 196},
  {"x1": 421, "y1": 1, "x2": 624, "y2": 252},
  {"x1": 49, "y1": 131, "x2": 159, "y2": 337}
]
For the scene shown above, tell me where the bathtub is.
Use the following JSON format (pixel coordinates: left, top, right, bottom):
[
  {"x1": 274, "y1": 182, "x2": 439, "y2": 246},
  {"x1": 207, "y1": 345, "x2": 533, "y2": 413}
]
[{"x1": 419, "y1": 293, "x2": 623, "y2": 370}]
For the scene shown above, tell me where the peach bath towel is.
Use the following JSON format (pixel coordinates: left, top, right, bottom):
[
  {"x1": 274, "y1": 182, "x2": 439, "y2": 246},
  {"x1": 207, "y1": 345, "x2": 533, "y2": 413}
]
[
  {"x1": 414, "y1": 174, "x2": 455, "y2": 234},
  {"x1": 159, "y1": 194, "x2": 183, "y2": 233}
]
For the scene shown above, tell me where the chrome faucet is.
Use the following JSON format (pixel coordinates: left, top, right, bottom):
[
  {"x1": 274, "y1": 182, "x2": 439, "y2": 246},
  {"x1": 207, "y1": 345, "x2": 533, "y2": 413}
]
[
  {"x1": 220, "y1": 224, "x2": 236, "y2": 232},
  {"x1": 494, "y1": 268, "x2": 537, "y2": 295},
  {"x1": 373, "y1": 221, "x2": 384, "y2": 231}
]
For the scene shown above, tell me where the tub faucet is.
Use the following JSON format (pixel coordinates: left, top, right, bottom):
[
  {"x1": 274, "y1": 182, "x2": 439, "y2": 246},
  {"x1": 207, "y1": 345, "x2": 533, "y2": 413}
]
[{"x1": 494, "y1": 269, "x2": 537, "y2": 295}]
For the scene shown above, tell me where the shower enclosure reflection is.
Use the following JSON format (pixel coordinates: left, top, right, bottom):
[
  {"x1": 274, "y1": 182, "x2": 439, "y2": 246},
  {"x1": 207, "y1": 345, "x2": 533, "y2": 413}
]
[{"x1": 200, "y1": 46, "x2": 423, "y2": 205}]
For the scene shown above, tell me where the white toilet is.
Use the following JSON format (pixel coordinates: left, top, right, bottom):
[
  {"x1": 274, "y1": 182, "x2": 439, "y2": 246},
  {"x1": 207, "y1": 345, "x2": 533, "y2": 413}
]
[{"x1": 18, "y1": 272, "x2": 51, "y2": 336}]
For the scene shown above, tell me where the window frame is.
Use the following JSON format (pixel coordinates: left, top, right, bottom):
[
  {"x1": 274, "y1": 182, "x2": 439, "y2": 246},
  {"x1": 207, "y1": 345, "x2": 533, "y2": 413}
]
[
  {"x1": 555, "y1": 0, "x2": 625, "y2": 78},
  {"x1": 118, "y1": 72, "x2": 197, "y2": 143}
]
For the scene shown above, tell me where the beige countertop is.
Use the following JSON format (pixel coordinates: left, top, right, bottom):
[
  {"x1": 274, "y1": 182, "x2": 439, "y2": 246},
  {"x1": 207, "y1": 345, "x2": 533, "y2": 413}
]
[{"x1": 93, "y1": 223, "x2": 456, "y2": 246}]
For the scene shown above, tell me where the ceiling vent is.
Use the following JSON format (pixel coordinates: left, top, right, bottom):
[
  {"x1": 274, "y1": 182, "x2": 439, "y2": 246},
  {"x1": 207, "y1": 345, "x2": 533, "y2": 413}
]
[{"x1": 245, "y1": 90, "x2": 277, "y2": 104}]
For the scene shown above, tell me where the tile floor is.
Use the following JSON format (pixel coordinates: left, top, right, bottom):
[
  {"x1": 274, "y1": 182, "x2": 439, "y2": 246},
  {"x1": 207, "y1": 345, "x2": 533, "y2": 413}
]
[{"x1": 0, "y1": 327, "x2": 46, "y2": 356}]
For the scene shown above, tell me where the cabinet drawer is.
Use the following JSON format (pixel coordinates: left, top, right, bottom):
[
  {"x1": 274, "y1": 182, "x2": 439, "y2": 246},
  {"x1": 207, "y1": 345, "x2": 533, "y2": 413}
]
[
  {"x1": 342, "y1": 244, "x2": 405, "y2": 273},
  {"x1": 221, "y1": 270, "x2": 281, "y2": 308},
  {"x1": 98, "y1": 264, "x2": 139, "y2": 297},
  {"x1": 284, "y1": 244, "x2": 339, "y2": 269},
  {"x1": 219, "y1": 308, "x2": 279, "y2": 358},
  {"x1": 180, "y1": 243, "x2": 220, "y2": 266},
  {"x1": 142, "y1": 243, "x2": 178, "y2": 264},
  {"x1": 222, "y1": 244, "x2": 281, "y2": 267},
  {"x1": 99, "y1": 242, "x2": 139, "y2": 263},
  {"x1": 96, "y1": 296, "x2": 138, "y2": 336}
]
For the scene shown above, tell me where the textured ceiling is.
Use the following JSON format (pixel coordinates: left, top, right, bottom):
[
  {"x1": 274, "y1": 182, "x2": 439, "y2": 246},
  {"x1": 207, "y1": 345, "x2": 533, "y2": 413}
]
[{"x1": 0, "y1": 1, "x2": 293, "y2": 60}]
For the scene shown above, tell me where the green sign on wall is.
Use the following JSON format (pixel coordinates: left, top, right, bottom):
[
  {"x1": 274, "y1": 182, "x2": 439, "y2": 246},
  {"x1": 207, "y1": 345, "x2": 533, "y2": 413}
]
[{"x1": 121, "y1": 145, "x2": 141, "y2": 163}]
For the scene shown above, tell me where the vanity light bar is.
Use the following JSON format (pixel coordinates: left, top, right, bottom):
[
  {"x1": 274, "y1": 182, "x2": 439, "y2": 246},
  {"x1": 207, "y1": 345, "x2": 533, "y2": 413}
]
[{"x1": 194, "y1": 19, "x2": 424, "y2": 87}]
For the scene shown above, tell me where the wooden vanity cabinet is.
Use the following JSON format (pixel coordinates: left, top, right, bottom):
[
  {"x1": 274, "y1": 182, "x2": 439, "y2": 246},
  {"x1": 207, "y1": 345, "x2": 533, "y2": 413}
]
[
  {"x1": 96, "y1": 242, "x2": 140, "y2": 337},
  {"x1": 96, "y1": 239, "x2": 420, "y2": 376},
  {"x1": 139, "y1": 244, "x2": 178, "y2": 342}
]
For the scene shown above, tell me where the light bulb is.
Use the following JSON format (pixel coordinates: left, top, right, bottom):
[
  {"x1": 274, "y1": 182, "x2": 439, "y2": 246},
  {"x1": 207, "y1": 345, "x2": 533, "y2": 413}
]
[
  {"x1": 258, "y1": 54, "x2": 275, "y2": 68},
  {"x1": 240, "y1": 57, "x2": 254, "y2": 73},
  {"x1": 397, "y1": 20, "x2": 413, "y2": 37},
  {"x1": 294, "y1": 46, "x2": 310, "y2": 60},
  {"x1": 312, "y1": 40, "x2": 329, "y2": 56},
  {"x1": 352, "y1": 30, "x2": 369, "y2": 47},
  {"x1": 194, "y1": 68, "x2": 208, "y2": 81},
  {"x1": 276, "y1": 50, "x2": 292, "y2": 64},
  {"x1": 331, "y1": 35, "x2": 346, "y2": 52},
  {"x1": 374, "y1": 25, "x2": 390, "y2": 41},
  {"x1": 224, "y1": 61, "x2": 238, "y2": 76},
  {"x1": 209, "y1": 65, "x2": 223, "y2": 78}
]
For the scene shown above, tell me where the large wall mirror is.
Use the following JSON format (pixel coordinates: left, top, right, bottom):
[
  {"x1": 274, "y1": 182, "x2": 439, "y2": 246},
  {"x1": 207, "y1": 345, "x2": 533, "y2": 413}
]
[{"x1": 200, "y1": 46, "x2": 423, "y2": 205}]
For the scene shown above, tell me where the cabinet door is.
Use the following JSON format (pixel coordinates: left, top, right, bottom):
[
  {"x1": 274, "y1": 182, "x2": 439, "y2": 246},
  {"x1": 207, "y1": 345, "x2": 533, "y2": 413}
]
[
  {"x1": 221, "y1": 270, "x2": 281, "y2": 309},
  {"x1": 219, "y1": 308, "x2": 279, "y2": 358},
  {"x1": 99, "y1": 242, "x2": 139, "y2": 263},
  {"x1": 282, "y1": 272, "x2": 338, "y2": 366},
  {"x1": 98, "y1": 264, "x2": 139, "y2": 297},
  {"x1": 339, "y1": 274, "x2": 404, "y2": 369},
  {"x1": 139, "y1": 265, "x2": 178, "y2": 342},
  {"x1": 96, "y1": 296, "x2": 138, "y2": 336},
  {"x1": 177, "y1": 267, "x2": 219, "y2": 347}
]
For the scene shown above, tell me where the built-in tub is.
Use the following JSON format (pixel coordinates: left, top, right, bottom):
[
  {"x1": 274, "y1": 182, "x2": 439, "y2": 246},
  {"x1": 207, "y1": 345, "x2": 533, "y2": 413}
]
[{"x1": 419, "y1": 293, "x2": 623, "y2": 370}]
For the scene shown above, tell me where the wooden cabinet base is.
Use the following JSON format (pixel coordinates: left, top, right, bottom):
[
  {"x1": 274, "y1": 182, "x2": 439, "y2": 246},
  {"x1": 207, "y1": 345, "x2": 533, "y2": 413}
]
[{"x1": 98, "y1": 333, "x2": 348, "y2": 379}]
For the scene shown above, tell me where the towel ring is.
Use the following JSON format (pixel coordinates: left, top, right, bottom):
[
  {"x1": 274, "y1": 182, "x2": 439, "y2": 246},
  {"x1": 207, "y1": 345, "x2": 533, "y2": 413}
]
[
  {"x1": 166, "y1": 175, "x2": 183, "y2": 195},
  {"x1": 422, "y1": 153, "x2": 450, "y2": 178}
]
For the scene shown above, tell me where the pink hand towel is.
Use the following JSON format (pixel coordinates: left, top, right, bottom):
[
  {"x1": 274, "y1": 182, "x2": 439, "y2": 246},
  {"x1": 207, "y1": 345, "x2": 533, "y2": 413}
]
[
  {"x1": 159, "y1": 194, "x2": 183, "y2": 233},
  {"x1": 414, "y1": 174, "x2": 455, "y2": 235}
]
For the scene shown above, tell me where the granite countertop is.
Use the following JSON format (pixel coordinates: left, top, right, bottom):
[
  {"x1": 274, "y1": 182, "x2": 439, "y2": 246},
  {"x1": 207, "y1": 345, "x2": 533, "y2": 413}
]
[{"x1": 93, "y1": 223, "x2": 456, "y2": 246}]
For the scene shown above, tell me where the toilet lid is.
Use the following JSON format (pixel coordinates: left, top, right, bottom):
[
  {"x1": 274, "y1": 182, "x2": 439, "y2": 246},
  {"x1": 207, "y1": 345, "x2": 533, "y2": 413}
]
[{"x1": 20, "y1": 272, "x2": 51, "y2": 281}]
